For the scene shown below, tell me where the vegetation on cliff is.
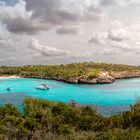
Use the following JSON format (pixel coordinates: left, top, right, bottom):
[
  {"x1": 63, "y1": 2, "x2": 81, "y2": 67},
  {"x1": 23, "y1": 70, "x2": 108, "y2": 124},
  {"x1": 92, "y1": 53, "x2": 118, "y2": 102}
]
[
  {"x1": 1, "y1": 98, "x2": 140, "y2": 139},
  {"x1": 0, "y1": 62, "x2": 140, "y2": 83}
]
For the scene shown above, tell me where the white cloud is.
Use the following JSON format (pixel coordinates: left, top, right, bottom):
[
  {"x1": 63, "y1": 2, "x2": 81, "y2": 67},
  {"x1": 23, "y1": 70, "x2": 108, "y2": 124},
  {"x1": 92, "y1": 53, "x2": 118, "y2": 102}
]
[
  {"x1": 0, "y1": 24, "x2": 70, "y2": 65},
  {"x1": 127, "y1": 0, "x2": 140, "y2": 7},
  {"x1": 0, "y1": 1, "x2": 50, "y2": 34},
  {"x1": 28, "y1": 38, "x2": 70, "y2": 57},
  {"x1": 88, "y1": 20, "x2": 140, "y2": 54},
  {"x1": 109, "y1": 20, "x2": 124, "y2": 29},
  {"x1": 0, "y1": 0, "x2": 104, "y2": 35},
  {"x1": 111, "y1": 41, "x2": 130, "y2": 50},
  {"x1": 108, "y1": 29, "x2": 128, "y2": 41},
  {"x1": 99, "y1": 48, "x2": 120, "y2": 55},
  {"x1": 128, "y1": 24, "x2": 140, "y2": 32},
  {"x1": 23, "y1": 0, "x2": 103, "y2": 24},
  {"x1": 88, "y1": 32, "x2": 107, "y2": 44},
  {"x1": 1, "y1": 0, "x2": 140, "y2": 65},
  {"x1": 100, "y1": 0, "x2": 138, "y2": 7}
]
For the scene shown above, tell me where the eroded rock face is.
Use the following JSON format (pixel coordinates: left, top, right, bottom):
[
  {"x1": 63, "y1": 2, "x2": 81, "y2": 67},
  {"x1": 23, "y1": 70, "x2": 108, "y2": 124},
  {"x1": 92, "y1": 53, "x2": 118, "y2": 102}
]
[
  {"x1": 96, "y1": 72, "x2": 115, "y2": 84},
  {"x1": 78, "y1": 72, "x2": 115, "y2": 84},
  {"x1": 78, "y1": 78, "x2": 98, "y2": 84},
  {"x1": 25, "y1": 71, "x2": 140, "y2": 85},
  {"x1": 111, "y1": 71, "x2": 140, "y2": 79},
  {"x1": 64, "y1": 78, "x2": 78, "y2": 84}
]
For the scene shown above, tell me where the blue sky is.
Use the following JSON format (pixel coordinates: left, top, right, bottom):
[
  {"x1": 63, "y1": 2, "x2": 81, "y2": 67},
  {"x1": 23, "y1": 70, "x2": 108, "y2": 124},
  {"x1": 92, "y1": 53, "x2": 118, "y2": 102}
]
[{"x1": 0, "y1": 0, "x2": 19, "y2": 6}]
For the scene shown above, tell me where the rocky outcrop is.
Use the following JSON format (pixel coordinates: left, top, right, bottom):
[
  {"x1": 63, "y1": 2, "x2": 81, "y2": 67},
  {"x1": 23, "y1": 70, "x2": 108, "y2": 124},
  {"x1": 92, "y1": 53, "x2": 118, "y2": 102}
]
[
  {"x1": 78, "y1": 72, "x2": 115, "y2": 84},
  {"x1": 24, "y1": 71, "x2": 140, "y2": 85},
  {"x1": 78, "y1": 78, "x2": 98, "y2": 84},
  {"x1": 111, "y1": 71, "x2": 140, "y2": 79},
  {"x1": 96, "y1": 72, "x2": 115, "y2": 84}
]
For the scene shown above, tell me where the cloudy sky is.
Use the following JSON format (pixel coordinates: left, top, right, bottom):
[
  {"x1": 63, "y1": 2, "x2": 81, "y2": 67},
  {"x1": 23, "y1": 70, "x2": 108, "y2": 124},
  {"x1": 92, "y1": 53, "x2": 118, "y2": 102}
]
[{"x1": 0, "y1": 0, "x2": 140, "y2": 66}]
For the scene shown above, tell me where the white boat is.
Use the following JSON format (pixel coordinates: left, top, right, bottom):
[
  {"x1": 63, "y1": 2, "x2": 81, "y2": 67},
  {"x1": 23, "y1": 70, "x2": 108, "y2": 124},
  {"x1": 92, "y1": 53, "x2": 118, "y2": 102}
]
[
  {"x1": 35, "y1": 84, "x2": 50, "y2": 90},
  {"x1": 35, "y1": 69, "x2": 50, "y2": 90}
]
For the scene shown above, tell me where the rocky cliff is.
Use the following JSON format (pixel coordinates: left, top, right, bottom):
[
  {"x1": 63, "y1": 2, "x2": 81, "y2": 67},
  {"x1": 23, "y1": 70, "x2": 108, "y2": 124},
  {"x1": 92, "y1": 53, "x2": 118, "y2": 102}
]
[
  {"x1": 111, "y1": 71, "x2": 140, "y2": 79},
  {"x1": 25, "y1": 71, "x2": 140, "y2": 84},
  {"x1": 78, "y1": 72, "x2": 115, "y2": 84}
]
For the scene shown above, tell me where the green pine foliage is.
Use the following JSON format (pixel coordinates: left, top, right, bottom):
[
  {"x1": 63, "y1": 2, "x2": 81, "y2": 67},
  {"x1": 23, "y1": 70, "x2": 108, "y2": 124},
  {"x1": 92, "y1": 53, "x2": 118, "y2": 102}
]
[
  {"x1": 0, "y1": 62, "x2": 140, "y2": 80},
  {"x1": 1, "y1": 98, "x2": 140, "y2": 139}
]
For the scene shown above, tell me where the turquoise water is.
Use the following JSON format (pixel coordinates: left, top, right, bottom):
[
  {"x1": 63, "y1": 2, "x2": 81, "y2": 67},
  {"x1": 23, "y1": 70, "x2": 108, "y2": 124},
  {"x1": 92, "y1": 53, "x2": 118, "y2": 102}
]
[{"x1": 0, "y1": 78, "x2": 140, "y2": 115}]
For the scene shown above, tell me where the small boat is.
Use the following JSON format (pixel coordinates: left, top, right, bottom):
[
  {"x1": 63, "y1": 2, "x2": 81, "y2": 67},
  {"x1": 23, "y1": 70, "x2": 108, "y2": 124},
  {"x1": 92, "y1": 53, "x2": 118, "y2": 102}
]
[
  {"x1": 35, "y1": 69, "x2": 50, "y2": 90},
  {"x1": 35, "y1": 84, "x2": 50, "y2": 90},
  {"x1": 7, "y1": 88, "x2": 13, "y2": 91}
]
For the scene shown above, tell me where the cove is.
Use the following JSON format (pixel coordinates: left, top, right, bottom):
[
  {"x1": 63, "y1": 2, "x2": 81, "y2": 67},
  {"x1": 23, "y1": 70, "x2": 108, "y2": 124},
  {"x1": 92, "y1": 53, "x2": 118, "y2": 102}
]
[{"x1": 0, "y1": 78, "x2": 140, "y2": 115}]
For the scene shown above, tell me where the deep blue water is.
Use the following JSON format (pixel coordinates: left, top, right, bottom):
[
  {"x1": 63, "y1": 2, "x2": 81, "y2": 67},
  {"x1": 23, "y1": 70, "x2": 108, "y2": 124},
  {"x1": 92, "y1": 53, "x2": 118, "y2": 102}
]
[{"x1": 0, "y1": 78, "x2": 140, "y2": 115}]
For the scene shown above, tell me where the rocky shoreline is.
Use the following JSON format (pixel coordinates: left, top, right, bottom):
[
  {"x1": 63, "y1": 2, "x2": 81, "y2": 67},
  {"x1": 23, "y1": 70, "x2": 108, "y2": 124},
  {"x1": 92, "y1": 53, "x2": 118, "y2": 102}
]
[
  {"x1": 25, "y1": 71, "x2": 140, "y2": 84},
  {"x1": 1, "y1": 72, "x2": 140, "y2": 84}
]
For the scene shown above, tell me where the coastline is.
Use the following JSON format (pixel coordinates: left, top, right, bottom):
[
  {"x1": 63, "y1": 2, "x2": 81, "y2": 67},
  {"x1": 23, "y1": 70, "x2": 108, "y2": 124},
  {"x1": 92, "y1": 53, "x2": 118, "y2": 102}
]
[
  {"x1": 25, "y1": 71, "x2": 140, "y2": 84},
  {"x1": 1, "y1": 62, "x2": 140, "y2": 84},
  {"x1": 0, "y1": 75, "x2": 20, "y2": 79},
  {"x1": 1, "y1": 71, "x2": 140, "y2": 84}
]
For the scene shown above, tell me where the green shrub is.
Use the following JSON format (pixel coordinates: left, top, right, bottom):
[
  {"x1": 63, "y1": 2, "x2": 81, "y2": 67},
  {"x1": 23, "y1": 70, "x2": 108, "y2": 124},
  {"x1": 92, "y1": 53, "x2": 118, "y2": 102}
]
[{"x1": 1, "y1": 98, "x2": 140, "y2": 139}]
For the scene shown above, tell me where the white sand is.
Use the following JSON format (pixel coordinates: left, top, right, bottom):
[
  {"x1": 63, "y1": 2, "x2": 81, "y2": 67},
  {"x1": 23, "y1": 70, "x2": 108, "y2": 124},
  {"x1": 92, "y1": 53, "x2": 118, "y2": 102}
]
[{"x1": 0, "y1": 75, "x2": 20, "y2": 79}]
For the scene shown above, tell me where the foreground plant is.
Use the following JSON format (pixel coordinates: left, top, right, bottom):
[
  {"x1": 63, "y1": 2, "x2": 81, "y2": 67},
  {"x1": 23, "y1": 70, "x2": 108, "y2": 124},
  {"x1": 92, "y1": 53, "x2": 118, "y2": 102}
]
[{"x1": 1, "y1": 98, "x2": 140, "y2": 140}]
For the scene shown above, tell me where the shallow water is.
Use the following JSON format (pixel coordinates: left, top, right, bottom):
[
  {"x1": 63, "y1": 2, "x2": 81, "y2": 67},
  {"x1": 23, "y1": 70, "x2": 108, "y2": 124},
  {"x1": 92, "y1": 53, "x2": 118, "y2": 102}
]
[{"x1": 0, "y1": 78, "x2": 140, "y2": 115}]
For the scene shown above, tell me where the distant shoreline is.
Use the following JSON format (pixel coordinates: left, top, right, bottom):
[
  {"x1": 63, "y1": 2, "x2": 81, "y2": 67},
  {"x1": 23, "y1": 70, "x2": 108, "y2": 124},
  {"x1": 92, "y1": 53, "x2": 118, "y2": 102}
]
[
  {"x1": 25, "y1": 71, "x2": 140, "y2": 84},
  {"x1": 1, "y1": 62, "x2": 140, "y2": 84},
  {"x1": 0, "y1": 75, "x2": 20, "y2": 79},
  {"x1": 1, "y1": 73, "x2": 140, "y2": 85}
]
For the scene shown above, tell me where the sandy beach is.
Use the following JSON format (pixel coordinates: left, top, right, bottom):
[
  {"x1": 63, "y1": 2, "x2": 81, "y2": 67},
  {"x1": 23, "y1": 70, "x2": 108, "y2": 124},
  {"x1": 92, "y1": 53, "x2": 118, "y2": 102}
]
[{"x1": 0, "y1": 75, "x2": 20, "y2": 79}]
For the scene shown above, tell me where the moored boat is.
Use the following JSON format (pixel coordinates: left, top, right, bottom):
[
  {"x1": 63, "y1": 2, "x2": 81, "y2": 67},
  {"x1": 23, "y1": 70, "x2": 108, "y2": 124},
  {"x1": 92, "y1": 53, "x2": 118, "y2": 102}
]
[{"x1": 35, "y1": 84, "x2": 50, "y2": 90}]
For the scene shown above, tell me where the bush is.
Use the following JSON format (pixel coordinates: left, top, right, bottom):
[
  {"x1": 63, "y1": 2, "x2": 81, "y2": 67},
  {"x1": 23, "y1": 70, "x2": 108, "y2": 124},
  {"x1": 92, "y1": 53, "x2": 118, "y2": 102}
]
[{"x1": 1, "y1": 98, "x2": 140, "y2": 139}]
